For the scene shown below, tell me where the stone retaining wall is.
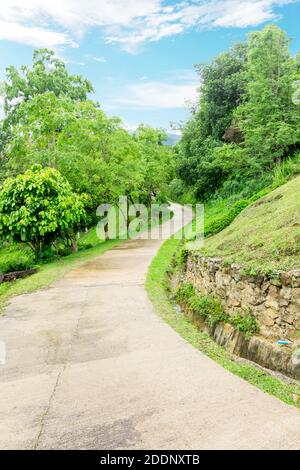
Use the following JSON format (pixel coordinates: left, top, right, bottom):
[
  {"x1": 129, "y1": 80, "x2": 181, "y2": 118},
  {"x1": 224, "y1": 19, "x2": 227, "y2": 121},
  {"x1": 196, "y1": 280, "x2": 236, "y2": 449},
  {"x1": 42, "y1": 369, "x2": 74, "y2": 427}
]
[
  {"x1": 176, "y1": 253, "x2": 300, "y2": 378},
  {"x1": 185, "y1": 253, "x2": 300, "y2": 342}
]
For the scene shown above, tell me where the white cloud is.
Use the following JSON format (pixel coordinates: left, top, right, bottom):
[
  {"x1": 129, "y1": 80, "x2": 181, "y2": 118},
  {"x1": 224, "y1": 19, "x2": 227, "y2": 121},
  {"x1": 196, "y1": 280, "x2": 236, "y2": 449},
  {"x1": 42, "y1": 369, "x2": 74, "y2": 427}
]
[
  {"x1": 89, "y1": 56, "x2": 107, "y2": 63},
  {"x1": 113, "y1": 80, "x2": 198, "y2": 109},
  {"x1": 0, "y1": 0, "x2": 297, "y2": 51},
  {"x1": 0, "y1": 19, "x2": 76, "y2": 49}
]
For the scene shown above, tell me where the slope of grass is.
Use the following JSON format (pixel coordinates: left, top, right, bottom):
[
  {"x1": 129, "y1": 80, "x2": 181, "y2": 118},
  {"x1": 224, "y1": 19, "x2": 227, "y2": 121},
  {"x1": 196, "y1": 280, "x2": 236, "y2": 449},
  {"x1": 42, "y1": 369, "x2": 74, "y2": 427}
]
[
  {"x1": 193, "y1": 175, "x2": 300, "y2": 273},
  {"x1": 146, "y1": 234, "x2": 300, "y2": 408}
]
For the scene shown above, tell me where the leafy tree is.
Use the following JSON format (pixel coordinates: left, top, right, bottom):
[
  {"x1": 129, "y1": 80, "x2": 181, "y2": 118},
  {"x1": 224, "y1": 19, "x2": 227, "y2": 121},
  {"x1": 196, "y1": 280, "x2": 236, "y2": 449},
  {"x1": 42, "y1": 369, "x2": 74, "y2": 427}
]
[
  {"x1": 0, "y1": 49, "x2": 93, "y2": 154},
  {"x1": 0, "y1": 165, "x2": 85, "y2": 258},
  {"x1": 195, "y1": 43, "x2": 247, "y2": 141},
  {"x1": 174, "y1": 24, "x2": 300, "y2": 202},
  {"x1": 0, "y1": 49, "x2": 177, "y2": 225},
  {"x1": 174, "y1": 43, "x2": 247, "y2": 200},
  {"x1": 235, "y1": 25, "x2": 300, "y2": 168},
  {"x1": 2, "y1": 93, "x2": 145, "y2": 219},
  {"x1": 3, "y1": 49, "x2": 93, "y2": 116},
  {"x1": 134, "y1": 125, "x2": 175, "y2": 205}
]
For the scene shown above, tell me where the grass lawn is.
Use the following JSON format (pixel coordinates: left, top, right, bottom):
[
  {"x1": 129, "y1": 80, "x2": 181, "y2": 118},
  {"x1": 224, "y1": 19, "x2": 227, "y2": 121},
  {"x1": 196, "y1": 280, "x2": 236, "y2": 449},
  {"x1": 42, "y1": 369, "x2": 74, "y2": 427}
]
[{"x1": 146, "y1": 232, "x2": 300, "y2": 408}]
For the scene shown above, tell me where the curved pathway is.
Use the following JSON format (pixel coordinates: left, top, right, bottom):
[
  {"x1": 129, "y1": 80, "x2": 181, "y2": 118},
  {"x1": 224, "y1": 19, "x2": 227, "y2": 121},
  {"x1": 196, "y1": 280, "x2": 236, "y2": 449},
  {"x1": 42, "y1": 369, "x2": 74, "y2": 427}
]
[{"x1": 0, "y1": 204, "x2": 300, "y2": 449}]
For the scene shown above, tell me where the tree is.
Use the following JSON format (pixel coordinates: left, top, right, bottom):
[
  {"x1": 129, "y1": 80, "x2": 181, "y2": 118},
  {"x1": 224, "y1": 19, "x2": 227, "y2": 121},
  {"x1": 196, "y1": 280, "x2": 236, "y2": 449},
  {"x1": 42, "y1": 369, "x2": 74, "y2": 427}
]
[
  {"x1": 3, "y1": 49, "x2": 93, "y2": 117},
  {"x1": 0, "y1": 165, "x2": 85, "y2": 259},
  {"x1": 235, "y1": 25, "x2": 300, "y2": 169},
  {"x1": 174, "y1": 24, "x2": 300, "y2": 202},
  {"x1": 134, "y1": 125, "x2": 175, "y2": 205},
  {"x1": 2, "y1": 93, "x2": 145, "y2": 220},
  {"x1": 174, "y1": 42, "x2": 247, "y2": 200},
  {"x1": 0, "y1": 49, "x2": 93, "y2": 154},
  {"x1": 195, "y1": 42, "x2": 247, "y2": 141}
]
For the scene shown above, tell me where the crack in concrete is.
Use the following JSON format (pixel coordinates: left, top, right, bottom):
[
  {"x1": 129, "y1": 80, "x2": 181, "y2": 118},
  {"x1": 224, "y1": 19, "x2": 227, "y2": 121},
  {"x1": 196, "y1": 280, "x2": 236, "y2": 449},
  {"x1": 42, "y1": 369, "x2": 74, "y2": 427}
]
[{"x1": 34, "y1": 290, "x2": 89, "y2": 450}]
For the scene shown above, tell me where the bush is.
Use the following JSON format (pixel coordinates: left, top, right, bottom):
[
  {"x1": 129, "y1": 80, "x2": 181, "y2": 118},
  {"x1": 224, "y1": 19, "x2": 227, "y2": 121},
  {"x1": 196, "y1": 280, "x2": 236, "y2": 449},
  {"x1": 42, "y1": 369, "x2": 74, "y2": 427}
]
[
  {"x1": 176, "y1": 247, "x2": 189, "y2": 269},
  {"x1": 0, "y1": 165, "x2": 86, "y2": 260},
  {"x1": 230, "y1": 312, "x2": 258, "y2": 338},
  {"x1": 204, "y1": 199, "x2": 249, "y2": 237},
  {"x1": 3, "y1": 259, "x2": 34, "y2": 273},
  {"x1": 190, "y1": 295, "x2": 218, "y2": 318},
  {"x1": 175, "y1": 283, "x2": 258, "y2": 337},
  {"x1": 174, "y1": 283, "x2": 195, "y2": 304}
]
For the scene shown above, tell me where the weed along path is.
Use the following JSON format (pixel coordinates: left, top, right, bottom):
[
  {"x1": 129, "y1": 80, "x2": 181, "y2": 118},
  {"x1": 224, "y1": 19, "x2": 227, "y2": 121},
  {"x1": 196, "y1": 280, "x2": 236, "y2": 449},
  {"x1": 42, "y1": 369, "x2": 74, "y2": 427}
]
[{"x1": 1, "y1": 204, "x2": 300, "y2": 450}]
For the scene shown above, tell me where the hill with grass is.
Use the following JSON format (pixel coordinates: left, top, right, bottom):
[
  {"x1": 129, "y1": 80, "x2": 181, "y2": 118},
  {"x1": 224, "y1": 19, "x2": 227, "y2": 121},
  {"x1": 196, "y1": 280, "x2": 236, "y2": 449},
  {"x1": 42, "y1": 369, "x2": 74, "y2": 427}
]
[{"x1": 198, "y1": 175, "x2": 300, "y2": 273}]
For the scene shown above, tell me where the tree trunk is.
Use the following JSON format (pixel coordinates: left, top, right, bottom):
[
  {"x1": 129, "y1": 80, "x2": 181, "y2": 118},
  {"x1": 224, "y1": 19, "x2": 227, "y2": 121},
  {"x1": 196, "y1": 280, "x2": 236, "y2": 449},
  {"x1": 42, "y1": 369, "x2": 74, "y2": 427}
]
[{"x1": 70, "y1": 239, "x2": 78, "y2": 252}]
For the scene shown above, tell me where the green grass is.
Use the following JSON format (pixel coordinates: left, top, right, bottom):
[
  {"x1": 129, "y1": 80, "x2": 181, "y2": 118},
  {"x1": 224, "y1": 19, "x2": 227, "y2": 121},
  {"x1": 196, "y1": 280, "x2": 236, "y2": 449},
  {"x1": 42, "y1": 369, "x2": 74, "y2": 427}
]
[
  {"x1": 0, "y1": 225, "x2": 102, "y2": 274},
  {"x1": 0, "y1": 242, "x2": 34, "y2": 273},
  {"x1": 189, "y1": 174, "x2": 300, "y2": 273},
  {"x1": 146, "y1": 233, "x2": 300, "y2": 408}
]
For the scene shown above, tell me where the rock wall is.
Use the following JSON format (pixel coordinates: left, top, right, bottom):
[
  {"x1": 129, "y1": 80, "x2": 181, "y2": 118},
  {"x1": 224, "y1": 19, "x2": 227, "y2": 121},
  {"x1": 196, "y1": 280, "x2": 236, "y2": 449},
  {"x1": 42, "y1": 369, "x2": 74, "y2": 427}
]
[
  {"x1": 173, "y1": 253, "x2": 300, "y2": 378},
  {"x1": 185, "y1": 253, "x2": 300, "y2": 342}
]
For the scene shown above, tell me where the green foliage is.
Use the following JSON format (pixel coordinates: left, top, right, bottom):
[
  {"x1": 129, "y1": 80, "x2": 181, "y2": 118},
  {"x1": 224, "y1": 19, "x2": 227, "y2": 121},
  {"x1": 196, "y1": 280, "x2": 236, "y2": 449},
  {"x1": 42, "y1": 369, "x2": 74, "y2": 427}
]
[
  {"x1": 0, "y1": 165, "x2": 85, "y2": 259},
  {"x1": 195, "y1": 43, "x2": 247, "y2": 141},
  {"x1": 175, "y1": 43, "x2": 247, "y2": 201},
  {"x1": 204, "y1": 199, "x2": 249, "y2": 237},
  {"x1": 175, "y1": 24, "x2": 300, "y2": 203},
  {"x1": 189, "y1": 294, "x2": 229, "y2": 326},
  {"x1": 133, "y1": 125, "x2": 175, "y2": 205},
  {"x1": 174, "y1": 282, "x2": 195, "y2": 304},
  {"x1": 0, "y1": 49, "x2": 175, "y2": 226},
  {"x1": 236, "y1": 25, "x2": 300, "y2": 168},
  {"x1": 176, "y1": 246, "x2": 189, "y2": 269},
  {"x1": 0, "y1": 243, "x2": 34, "y2": 274},
  {"x1": 3, "y1": 49, "x2": 93, "y2": 116},
  {"x1": 0, "y1": 48, "x2": 93, "y2": 154},
  {"x1": 174, "y1": 282, "x2": 258, "y2": 336},
  {"x1": 231, "y1": 311, "x2": 259, "y2": 338}
]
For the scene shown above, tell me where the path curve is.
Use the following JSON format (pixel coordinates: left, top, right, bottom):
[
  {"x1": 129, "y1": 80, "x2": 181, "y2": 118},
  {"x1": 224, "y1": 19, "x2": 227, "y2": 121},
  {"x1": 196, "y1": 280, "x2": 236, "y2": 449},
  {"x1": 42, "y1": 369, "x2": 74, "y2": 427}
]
[{"x1": 0, "y1": 203, "x2": 300, "y2": 450}]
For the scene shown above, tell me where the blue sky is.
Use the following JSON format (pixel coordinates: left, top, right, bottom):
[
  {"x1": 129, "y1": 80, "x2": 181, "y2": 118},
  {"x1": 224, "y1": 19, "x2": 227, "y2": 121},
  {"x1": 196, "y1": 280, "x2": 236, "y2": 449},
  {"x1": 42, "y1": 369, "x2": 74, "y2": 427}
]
[{"x1": 1, "y1": 1, "x2": 300, "y2": 131}]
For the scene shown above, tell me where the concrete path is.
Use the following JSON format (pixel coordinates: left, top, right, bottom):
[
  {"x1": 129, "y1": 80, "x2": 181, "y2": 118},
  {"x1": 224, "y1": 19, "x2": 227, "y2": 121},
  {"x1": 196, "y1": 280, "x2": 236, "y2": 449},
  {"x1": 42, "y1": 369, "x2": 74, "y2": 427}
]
[{"x1": 0, "y1": 203, "x2": 300, "y2": 450}]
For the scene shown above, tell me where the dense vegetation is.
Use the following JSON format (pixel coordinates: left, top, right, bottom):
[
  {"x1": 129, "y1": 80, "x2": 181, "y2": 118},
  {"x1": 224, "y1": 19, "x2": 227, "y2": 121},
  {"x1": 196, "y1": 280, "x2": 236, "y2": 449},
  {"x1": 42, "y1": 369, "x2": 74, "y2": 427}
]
[
  {"x1": 0, "y1": 49, "x2": 174, "y2": 268},
  {"x1": 172, "y1": 25, "x2": 300, "y2": 204},
  {"x1": 0, "y1": 165, "x2": 85, "y2": 259}
]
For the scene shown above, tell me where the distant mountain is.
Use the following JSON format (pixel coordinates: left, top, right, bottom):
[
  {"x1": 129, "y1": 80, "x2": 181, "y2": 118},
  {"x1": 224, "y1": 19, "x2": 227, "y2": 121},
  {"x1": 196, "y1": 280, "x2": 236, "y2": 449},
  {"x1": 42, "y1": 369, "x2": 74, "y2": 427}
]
[{"x1": 164, "y1": 133, "x2": 181, "y2": 146}]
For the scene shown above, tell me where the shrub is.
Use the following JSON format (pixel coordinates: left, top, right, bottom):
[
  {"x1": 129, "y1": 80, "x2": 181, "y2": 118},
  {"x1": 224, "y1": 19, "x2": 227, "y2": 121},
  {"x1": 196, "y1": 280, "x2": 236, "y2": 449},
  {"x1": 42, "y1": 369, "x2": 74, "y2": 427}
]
[
  {"x1": 0, "y1": 165, "x2": 86, "y2": 260},
  {"x1": 231, "y1": 312, "x2": 259, "y2": 338},
  {"x1": 190, "y1": 295, "x2": 224, "y2": 321},
  {"x1": 175, "y1": 283, "x2": 258, "y2": 337},
  {"x1": 3, "y1": 259, "x2": 33, "y2": 273},
  {"x1": 176, "y1": 247, "x2": 189, "y2": 269},
  {"x1": 174, "y1": 283, "x2": 195, "y2": 304},
  {"x1": 204, "y1": 199, "x2": 249, "y2": 237}
]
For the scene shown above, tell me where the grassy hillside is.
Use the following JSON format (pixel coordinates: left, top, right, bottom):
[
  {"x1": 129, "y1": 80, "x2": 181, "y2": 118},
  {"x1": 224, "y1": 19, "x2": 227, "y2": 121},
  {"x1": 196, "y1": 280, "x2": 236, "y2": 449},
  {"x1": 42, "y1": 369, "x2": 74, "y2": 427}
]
[{"x1": 196, "y1": 175, "x2": 300, "y2": 273}]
